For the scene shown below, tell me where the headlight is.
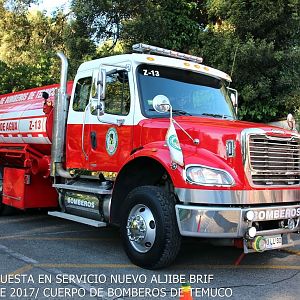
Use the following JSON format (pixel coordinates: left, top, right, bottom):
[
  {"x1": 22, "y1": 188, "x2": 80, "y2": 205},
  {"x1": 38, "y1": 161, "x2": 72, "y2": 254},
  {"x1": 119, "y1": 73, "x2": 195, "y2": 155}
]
[{"x1": 185, "y1": 165, "x2": 235, "y2": 186}]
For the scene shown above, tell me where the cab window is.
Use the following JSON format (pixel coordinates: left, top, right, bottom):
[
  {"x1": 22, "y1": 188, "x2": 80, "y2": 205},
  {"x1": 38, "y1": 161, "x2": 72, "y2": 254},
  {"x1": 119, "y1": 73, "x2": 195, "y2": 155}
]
[
  {"x1": 73, "y1": 77, "x2": 92, "y2": 112},
  {"x1": 105, "y1": 71, "x2": 130, "y2": 115}
]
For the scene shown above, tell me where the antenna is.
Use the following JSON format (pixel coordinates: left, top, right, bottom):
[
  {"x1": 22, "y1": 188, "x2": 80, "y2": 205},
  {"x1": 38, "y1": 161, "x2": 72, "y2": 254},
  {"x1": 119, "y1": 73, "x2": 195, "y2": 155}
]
[{"x1": 230, "y1": 44, "x2": 239, "y2": 83}]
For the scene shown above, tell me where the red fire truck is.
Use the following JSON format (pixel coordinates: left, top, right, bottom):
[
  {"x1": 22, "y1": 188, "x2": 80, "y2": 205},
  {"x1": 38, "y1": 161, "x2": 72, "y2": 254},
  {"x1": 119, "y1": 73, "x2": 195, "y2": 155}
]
[{"x1": 0, "y1": 44, "x2": 299, "y2": 269}]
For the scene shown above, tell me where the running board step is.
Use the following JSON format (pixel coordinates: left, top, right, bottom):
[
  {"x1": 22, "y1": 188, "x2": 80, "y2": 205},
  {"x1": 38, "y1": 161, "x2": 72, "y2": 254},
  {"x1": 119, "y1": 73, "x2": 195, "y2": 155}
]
[
  {"x1": 53, "y1": 181, "x2": 112, "y2": 195},
  {"x1": 48, "y1": 211, "x2": 107, "y2": 227}
]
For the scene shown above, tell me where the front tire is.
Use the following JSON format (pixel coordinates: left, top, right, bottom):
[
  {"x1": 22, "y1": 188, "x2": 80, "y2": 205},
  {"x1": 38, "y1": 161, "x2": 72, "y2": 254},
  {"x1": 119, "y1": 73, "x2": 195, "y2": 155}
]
[{"x1": 120, "y1": 186, "x2": 181, "y2": 269}]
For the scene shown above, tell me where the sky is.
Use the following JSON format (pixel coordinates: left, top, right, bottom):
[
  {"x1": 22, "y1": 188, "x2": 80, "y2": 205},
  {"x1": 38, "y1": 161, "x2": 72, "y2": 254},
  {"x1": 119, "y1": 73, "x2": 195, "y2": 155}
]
[{"x1": 30, "y1": 0, "x2": 70, "y2": 14}]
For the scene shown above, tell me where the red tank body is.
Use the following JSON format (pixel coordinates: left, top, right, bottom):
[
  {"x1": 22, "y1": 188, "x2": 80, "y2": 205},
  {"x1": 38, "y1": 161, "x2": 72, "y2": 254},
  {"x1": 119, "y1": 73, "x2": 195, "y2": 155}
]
[
  {"x1": 0, "y1": 82, "x2": 73, "y2": 154},
  {"x1": 0, "y1": 82, "x2": 73, "y2": 210}
]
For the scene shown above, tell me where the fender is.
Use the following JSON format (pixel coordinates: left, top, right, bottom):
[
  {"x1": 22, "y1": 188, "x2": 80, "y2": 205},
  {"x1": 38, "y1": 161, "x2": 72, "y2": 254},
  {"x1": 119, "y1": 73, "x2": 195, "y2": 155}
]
[
  {"x1": 110, "y1": 141, "x2": 182, "y2": 225},
  {"x1": 128, "y1": 141, "x2": 243, "y2": 190},
  {"x1": 130, "y1": 141, "x2": 185, "y2": 186}
]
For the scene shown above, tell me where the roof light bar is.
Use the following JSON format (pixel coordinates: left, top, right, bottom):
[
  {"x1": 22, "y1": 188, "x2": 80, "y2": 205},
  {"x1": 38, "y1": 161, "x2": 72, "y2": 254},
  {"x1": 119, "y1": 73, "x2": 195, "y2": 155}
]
[{"x1": 132, "y1": 43, "x2": 203, "y2": 64}]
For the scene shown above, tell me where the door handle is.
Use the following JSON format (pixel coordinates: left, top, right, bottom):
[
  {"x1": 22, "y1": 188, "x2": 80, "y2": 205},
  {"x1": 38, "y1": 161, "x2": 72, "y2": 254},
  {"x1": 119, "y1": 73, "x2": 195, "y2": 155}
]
[{"x1": 90, "y1": 131, "x2": 97, "y2": 150}]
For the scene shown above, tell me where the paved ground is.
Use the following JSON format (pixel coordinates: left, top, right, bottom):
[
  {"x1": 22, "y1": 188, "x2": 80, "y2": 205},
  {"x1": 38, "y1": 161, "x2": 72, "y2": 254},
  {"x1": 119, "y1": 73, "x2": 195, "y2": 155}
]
[{"x1": 0, "y1": 211, "x2": 299, "y2": 299}]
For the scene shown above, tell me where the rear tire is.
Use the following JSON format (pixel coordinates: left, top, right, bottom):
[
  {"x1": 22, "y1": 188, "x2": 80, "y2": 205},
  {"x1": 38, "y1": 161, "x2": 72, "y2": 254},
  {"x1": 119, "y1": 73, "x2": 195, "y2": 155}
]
[
  {"x1": 0, "y1": 199, "x2": 15, "y2": 216},
  {"x1": 120, "y1": 186, "x2": 181, "y2": 269}
]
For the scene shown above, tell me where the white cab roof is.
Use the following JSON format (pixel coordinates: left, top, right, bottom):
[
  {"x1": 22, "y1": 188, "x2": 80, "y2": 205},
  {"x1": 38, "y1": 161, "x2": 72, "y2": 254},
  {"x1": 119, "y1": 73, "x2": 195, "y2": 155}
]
[{"x1": 77, "y1": 53, "x2": 232, "y2": 82}]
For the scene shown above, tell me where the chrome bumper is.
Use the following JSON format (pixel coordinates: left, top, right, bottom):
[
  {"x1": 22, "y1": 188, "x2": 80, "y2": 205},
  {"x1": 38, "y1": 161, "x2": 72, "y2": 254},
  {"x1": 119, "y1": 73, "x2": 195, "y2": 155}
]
[
  {"x1": 175, "y1": 204, "x2": 300, "y2": 238},
  {"x1": 175, "y1": 188, "x2": 300, "y2": 205}
]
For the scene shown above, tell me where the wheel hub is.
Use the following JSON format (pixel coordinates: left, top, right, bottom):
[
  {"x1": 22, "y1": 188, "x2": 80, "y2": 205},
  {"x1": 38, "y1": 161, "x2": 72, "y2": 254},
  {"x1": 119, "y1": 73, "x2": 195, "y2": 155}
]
[
  {"x1": 126, "y1": 204, "x2": 156, "y2": 253},
  {"x1": 127, "y1": 215, "x2": 147, "y2": 241}
]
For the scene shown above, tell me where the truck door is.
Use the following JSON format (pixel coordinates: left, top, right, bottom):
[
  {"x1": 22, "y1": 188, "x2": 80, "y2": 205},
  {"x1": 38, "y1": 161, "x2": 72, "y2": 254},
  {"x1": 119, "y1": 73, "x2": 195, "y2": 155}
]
[
  {"x1": 66, "y1": 73, "x2": 92, "y2": 170},
  {"x1": 88, "y1": 68, "x2": 134, "y2": 172}
]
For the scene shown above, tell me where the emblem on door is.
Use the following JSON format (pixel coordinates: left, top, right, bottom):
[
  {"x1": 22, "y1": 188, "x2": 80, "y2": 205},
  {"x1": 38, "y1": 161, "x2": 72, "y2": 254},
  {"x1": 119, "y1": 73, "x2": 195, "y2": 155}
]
[{"x1": 105, "y1": 127, "x2": 118, "y2": 156}]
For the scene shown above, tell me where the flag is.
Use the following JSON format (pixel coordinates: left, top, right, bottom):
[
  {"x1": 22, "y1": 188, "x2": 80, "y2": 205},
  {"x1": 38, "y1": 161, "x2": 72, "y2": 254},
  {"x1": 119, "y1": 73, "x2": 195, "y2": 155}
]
[{"x1": 166, "y1": 120, "x2": 184, "y2": 166}]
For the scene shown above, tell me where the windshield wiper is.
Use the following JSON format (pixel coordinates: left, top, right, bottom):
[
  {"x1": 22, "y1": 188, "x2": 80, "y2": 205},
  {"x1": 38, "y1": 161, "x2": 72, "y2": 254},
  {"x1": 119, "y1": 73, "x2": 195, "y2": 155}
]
[
  {"x1": 148, "y1": 108, "x2": 191, "y2": 116},
  {"x1": 201, "y1": 113, "x2": 233, "y2": 119},
  {"x1": 173, "y1": 109, "x2": 192, "y2": 116}
]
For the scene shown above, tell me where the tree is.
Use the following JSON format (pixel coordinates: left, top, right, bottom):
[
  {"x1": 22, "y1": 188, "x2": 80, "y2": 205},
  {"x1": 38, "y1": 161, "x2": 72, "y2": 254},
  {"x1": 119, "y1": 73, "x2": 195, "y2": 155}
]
[
  {"x1": 203, "y1": 0, "x2": 300, "y2": 121},
  {"x1": 71, "y1": 0, "x2": 206, "y2": 52},
  {"x1": 2, "y1": 0, "x2": 299, "y2": 123},
  {"x1": 71, "y1": 0, "x2": 139, "y2": 48},
  {"x1": 4, "y1": 0, "x2": 38, "y2": 12},
  {"x1": 0, "y1": 1, "x2": 96, "y2": 93},
  {"x1": 71, "y1": 0, "x2": 300, "y2": 122},
  {"x1": 121, "y1": 0, "x2": 206, "y2": 52}
]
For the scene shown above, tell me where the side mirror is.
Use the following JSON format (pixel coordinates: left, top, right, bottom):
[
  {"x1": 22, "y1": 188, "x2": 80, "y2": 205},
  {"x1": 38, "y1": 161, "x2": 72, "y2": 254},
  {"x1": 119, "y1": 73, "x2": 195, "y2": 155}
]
[
  {"x1": 98, "y1": 101, "x2": 105, "y2": 116},
  {"x1": 99, "y1": 68, "x2": 107, "y2": 100},
  {"x1": 287, "y1": 113, "x2": 297, "y2": 131},
  {"x1": 90, "y1": 99, "x2": 105, "y2": 115},
  {"x1": 92, "y1": 68, "x2": 106, "y2": 118},
  {"x1": 91, "y1": 70, "x2": 99, "y2": 98},
  {"x1": 227, "y1": 87, "x2": 238, "y2": 114},
  {"x1": 90, "y1": 99, "x2": 105, "y2": 116},
  {"x1": 90, "y1": 70, "x2": 99, "y2": 114},
  {"x1": 152, "y1": 95, "x2": 171, "y2": 113},
  {"x1": 90, "y1": 99, "x2": 97, "y2": 114},
  {"x1": 230, "y1": 93, "x2": 236, "y2": 104}
]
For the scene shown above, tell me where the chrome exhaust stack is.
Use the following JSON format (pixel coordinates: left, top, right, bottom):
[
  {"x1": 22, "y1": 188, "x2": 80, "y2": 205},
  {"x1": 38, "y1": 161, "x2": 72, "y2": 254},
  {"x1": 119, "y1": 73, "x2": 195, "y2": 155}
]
[{"x1": 51, "y1": 52, "x2": 73, "y2": 178}]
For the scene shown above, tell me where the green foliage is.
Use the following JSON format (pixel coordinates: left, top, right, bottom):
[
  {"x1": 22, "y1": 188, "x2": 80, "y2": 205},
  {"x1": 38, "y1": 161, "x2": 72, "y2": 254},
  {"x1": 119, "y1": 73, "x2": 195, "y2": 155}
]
[
  {"x1": 70, "y1": 0, "x2": 300, "y2": 122},
  {"x1": 3, "y1": 0, "x2": 38, "y2": 12},
  {"x1": 203, "y1": 0, "x2": 300, "y2": 121},
  {"x1": 121, "y1": 0, "x2": 204, "y2": 52},
  {"x1": 71, "y1": 0, "x2": 206, "y2": 53},
  {"x1": 96, "y1": 40, "x2": 124, "y2": 57},
  {"x1": 62, "y1": 17, "x2": 97, "y2": 78},
  {"x1": 0, "y1": 1, "x2": 96, "y2": 93},
  {"x1": 0, "y1": 0, "x2": 299, "y2": 123},
  {"x1": 71, "y1": 0, "x2": 138, "y2": 46}
]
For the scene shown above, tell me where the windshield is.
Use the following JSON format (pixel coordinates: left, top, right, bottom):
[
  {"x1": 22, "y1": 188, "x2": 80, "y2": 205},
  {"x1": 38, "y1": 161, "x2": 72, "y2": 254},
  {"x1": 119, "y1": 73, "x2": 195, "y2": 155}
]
[{"x1": 137, "y1": 64, "x2": 235, "y2": 119}]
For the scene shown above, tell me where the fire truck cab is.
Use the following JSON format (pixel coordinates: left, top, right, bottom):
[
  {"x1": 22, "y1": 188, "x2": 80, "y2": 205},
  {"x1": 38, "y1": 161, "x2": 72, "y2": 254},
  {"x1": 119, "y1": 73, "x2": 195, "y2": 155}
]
[{"x1": 0, "y1": 44, "x2": 299, "y2": 269}]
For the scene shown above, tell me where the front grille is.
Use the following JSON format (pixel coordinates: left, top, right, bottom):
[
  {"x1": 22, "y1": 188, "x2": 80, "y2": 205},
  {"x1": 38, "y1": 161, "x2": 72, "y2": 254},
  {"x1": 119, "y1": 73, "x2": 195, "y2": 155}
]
[{"x1": 249, "y1": 134, "x2": 300, "y2": 186}]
